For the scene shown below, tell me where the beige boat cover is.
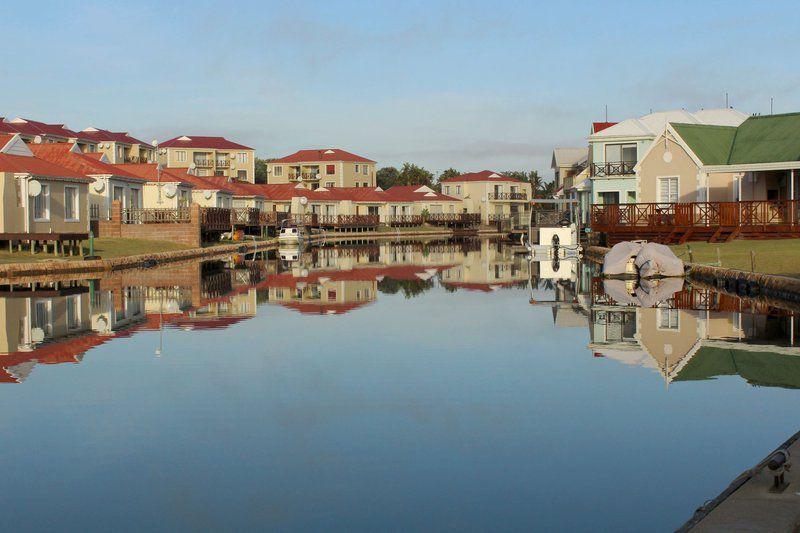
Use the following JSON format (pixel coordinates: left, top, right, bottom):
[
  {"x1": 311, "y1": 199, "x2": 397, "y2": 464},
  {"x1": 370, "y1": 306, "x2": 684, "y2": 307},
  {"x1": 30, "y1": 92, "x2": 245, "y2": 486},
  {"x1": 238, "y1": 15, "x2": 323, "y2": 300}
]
[
  {"x1": 602, "y1": 241, "x2": 643, "y2": 276},
  {"x1": 635, "y1": 243, "x2": 684, "y2": 278}
]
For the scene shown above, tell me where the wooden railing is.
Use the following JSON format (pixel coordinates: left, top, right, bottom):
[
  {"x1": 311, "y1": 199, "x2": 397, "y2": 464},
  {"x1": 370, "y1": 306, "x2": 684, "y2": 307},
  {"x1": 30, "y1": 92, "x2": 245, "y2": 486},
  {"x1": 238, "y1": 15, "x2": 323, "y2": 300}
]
[
  {"x1": 318, "y1": 214, "x2": 380, "y2": 227},
  {"x1": 591, "y1": 201, "x2": 800, "y2": 229},
  {"x1": 386, "y1": 215, "x2": 424, "y2": 226},
  {"x1": 591, "y1": 161, "x2": 636, "y2": 177},
  {"x1": 288, "y1": 172, "x2": 320, "y2": 181},
  {"x1": 123, "y1": 156, "x2": 151, "y2": 164},
  {"x1": 193, "y1": 159, "x2": 214, "y2": 168},
  {"x1": 426, "y1": 213, "x2": 481, "y2": 226},
  {"x1": 200, "y1": 207, "x2": 231, "y2": 231},
  {"x1": 488, "y1": 192, "x2": 528, "y2": 201},
  {"x1": 215, "y1": 159, "x2": 230, "y2": 168},
  {"x1": 123, "y1": 207, "x2": 190, "y2": 224},
  {"x1": 231, "y1": 207, "x2": 261, "y2": 226}
]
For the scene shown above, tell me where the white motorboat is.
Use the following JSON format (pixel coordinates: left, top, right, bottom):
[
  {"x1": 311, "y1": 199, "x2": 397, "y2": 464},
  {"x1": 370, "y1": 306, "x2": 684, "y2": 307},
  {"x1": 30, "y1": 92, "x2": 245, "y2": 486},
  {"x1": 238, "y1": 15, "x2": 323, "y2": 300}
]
[
  {"x1": 278, "y1": 221, "x2": 303, "y2": 245},
  {"x1": 523, "y1": 199, "x2": 583, "y2": 259}
]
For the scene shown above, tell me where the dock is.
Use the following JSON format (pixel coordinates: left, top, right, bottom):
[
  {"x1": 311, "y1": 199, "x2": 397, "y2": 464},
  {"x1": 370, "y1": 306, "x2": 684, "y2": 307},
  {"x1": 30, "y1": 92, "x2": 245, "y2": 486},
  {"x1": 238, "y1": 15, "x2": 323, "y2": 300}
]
[{"x1": 680, "y1": 430, "x2": 800, "y2": 531}]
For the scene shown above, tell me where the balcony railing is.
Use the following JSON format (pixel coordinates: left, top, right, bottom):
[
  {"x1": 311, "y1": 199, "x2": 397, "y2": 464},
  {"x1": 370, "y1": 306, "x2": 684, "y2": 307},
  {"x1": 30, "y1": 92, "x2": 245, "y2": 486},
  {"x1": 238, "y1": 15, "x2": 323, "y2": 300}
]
[
  {"x1": 123, "y1": 156, "x2": 151, "y2": 164},
  {"x1": 316, "y1": 214, "x2": 380, "y2": 227},
  {"x1": 426, "y1": 213, "x2": 481, "y2": 226},
  {"x1": 123, "y1": 207, "x2": 191, "y2": 224},
  {"x1": 591, "y1": 161, "x2": 636, "y2": 177},
  {"x1": 200, "y1": 207, "x2": 232, "y2": 231},
  {"x1": 288, "y1": 172, "x2": 320, "y2": 181},
  {"x1": 488, "y1": 192, "x2": 528, "y2": 201},
  {"x1": 193, "y1": 159, "x2": 214, "y2": 168},
  {"x1": 386, "y1": 214, "x2": 424, "y2": 226},
  {"x1": 215, "y1": 159, "x2": 230, "y2": 168},
  {"x1": 232, "y1": 207, "x2": 261, "y2": 226}
]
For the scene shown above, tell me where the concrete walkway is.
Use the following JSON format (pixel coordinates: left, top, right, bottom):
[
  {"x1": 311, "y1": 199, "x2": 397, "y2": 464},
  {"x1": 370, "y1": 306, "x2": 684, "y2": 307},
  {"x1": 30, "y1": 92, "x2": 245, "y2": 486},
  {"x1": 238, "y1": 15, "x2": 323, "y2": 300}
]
[{"x1": 683, "y1": 432, "x2": 800, "y2": 531}]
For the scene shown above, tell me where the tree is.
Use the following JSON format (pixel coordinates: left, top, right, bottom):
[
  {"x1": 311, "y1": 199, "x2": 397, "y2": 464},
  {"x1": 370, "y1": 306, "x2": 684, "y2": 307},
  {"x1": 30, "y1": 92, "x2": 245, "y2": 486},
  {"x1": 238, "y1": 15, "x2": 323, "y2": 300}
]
[
  {"x1": 398, "y1": 163, "x2": 434, "y2": 187},
  {"x1": 254, "y1": 158, "x2": 270, "y2": 184},
  {"x1": 503, "y1": 170, "x2": 545, "y2": 197},
  {"x1": 376, "y1": 166, "x2": 401, "y2": 189},
  {"x1": 439, "y1": 168, "x2": 461, "y2": 181}
]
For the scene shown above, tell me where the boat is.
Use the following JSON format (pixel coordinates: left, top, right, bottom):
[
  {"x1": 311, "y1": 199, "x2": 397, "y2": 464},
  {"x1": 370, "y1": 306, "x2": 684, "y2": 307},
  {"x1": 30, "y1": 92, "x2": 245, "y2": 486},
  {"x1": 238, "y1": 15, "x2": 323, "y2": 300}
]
[
  {"x1": 278, "y1": 219, "x2": 304, "y2": 245},
  {"x1": 523, "y1": 199, "x2": 582, "y2": 260}
]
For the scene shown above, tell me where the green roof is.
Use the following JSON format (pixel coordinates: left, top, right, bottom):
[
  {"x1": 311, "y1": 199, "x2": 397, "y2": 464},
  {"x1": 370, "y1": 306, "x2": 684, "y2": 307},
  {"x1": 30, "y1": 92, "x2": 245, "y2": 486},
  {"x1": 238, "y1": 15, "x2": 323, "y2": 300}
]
[
  {"x1": 672, "y1": 112, "x2": 800, "y2": 166},
  {"x1": 674, "y1": 346, "x2": 800, "y2": 389}
]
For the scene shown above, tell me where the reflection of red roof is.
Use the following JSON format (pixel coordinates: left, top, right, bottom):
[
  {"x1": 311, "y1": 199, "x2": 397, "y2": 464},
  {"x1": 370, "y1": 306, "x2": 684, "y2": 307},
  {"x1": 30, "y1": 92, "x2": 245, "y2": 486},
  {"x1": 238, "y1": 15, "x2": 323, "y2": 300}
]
[
  {"x1": 28, "y1": 143, "x2": 146, "y2": 181},
  {"x1": 0, "y1": 333, "x2": 108, "y2": 383},
  {"x1": 233, "y1": 183, "x2": 458, "y2": 203},
  {"x1": 281, "y1": 300, "x2": 370, "y2": 315},
  {"x1": 441, "y1": 170, "x2": 521, "y2": 183},
  {"x1": 264, "y1": 263, "x2": 452, "y2": 288},
  {"x1": 0, "y1": 152, "x2": 92, "y2": 181},
  {"x1": 441, "y1": 280, "x2": 523, "y2": 292},
  {"x1": 592, "y1": 122, "x2": 617, "y2": 134},
  {"x1": 159, "y1": 136, "x2": 253, "y2": 150},
  {"x1": 79, "y1": 128, "x2": 152, "y2": 147},
  {"x1": 272, "y1": 149, "x2": 374, "y2": 164}
]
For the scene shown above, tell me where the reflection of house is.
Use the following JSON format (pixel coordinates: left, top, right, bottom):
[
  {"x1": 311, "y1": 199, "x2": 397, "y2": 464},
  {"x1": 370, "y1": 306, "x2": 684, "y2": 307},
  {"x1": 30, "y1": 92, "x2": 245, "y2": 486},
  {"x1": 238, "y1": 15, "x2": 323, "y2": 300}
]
[
  {"x1": 440, "y1": 171, "x2": 532, "y2": 223},
  {"x1": 440, "y1": 240, "x2": 529, "y2": 291},
  {"x1": 267, "y1": 149, "x2": 376, "y2": 189}
]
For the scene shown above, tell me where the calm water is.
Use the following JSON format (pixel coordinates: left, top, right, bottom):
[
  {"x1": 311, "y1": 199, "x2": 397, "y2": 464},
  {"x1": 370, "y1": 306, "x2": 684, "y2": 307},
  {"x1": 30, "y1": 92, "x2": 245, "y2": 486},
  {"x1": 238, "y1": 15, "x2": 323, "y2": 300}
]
[{"x1": 0, "y1": 239, "x2": 797, "y2": 532}]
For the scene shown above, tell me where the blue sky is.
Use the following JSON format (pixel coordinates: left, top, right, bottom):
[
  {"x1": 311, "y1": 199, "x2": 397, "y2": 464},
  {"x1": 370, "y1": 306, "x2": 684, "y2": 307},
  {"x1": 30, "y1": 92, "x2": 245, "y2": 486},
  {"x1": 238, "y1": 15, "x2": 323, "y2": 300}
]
[{"x1": 2, "y1": 0, "x2": 799, "y2": 178}]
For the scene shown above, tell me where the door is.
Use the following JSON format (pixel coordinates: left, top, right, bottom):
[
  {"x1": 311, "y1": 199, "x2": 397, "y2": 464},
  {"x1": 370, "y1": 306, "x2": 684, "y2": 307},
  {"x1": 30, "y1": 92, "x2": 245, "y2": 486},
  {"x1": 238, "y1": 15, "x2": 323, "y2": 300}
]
[{"x1": 113, "y1": 186, "x2": 125, "y2": 208}]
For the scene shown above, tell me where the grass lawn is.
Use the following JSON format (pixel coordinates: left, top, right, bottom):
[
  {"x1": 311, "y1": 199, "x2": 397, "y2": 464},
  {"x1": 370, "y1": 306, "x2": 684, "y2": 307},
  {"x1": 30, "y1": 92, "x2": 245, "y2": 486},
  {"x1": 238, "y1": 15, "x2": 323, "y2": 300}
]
[
  {"x1": 670, "y1": 240, "x2": 800, "y2": 278},
  {"x1": 0, "y1": 238, "x2": 194, "y2": 264}
]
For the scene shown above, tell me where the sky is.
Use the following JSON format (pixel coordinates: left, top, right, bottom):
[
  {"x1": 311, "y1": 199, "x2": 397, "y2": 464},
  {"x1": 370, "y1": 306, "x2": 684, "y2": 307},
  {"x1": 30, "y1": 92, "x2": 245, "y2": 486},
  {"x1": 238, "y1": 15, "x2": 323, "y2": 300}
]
[{"x1": 2, "y1": 0, "x2": 799, "y2": 179}]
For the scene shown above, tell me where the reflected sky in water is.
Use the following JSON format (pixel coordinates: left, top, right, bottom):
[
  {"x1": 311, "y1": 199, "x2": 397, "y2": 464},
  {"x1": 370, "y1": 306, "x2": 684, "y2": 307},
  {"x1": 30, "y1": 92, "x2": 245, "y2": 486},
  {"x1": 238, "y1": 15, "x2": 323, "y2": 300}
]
[{"x1": 0, "y1": 239, "x2": 797, "y2": 532}]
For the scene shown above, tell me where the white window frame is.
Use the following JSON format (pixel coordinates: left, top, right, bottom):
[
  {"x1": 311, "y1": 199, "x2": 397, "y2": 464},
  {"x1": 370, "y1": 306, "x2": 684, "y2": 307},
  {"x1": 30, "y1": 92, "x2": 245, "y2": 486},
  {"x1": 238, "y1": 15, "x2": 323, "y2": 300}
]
[
  {"x1": 362, "y1": 165, "x2": 368, "y2": 175},
  {"x1": 657, "y1": 308, "x2": 680, "y2": 330},
  {"x1": 354, "y1": 164, "x2": 360, "y2": 173},
  {"x1": 176, "y1": 150, "x2": 187, "y2": 163},
  {"x1": 33, "y1": 183, "x2": 50, "y2": 222},
  {"x1": 66, "y1": 294, "x2": 81, "y2": 330},
  {"x1": 237, "y1": 152, "x2": 248, "y2": 164},
  {"x1": 657, "y1": 176, "x2": 679, "y2": 204},
  {"x1": 273, "y1": 166, "x2": 283, "y2": 177},
  {"x1": 456, "y1": 185, "x2": 461, "y2": 195},
  {"x1": 64, "y1": 186, "x2": 80, "y2": 221}
]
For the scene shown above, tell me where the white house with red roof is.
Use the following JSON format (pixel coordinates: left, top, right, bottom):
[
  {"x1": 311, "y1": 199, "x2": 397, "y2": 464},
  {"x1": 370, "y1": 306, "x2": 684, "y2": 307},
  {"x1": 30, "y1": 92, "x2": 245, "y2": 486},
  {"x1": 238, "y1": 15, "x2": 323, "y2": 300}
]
[
  {"x1": 266, "y1": 149, "x2": 376, "y2": 189},
  {"x1": 156, "y1": 135, "x2": 256, "y2": 183},
  {"x1": 115, "y1": 163, "x2": 234, "y2": 209},
  {"x1": 439, "y1": 170, "x2": 532, "y2": 223},
  {"x1": 79, "y1": 127, "x2": 155, "y2": 164},
  {"x1": 0, "y1": 134, "x2": 92, "y2": 243}
]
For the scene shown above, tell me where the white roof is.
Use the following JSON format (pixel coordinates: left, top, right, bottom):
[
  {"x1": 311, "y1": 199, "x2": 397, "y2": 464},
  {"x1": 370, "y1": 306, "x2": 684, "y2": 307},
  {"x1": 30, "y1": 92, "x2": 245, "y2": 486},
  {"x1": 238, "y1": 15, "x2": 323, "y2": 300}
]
[
  {"x1": 590, "y1": 108, "x2": 748, "y2": 140},
  {"x1": 551, "y1": 147, "x2": 588, "y2": 169}
]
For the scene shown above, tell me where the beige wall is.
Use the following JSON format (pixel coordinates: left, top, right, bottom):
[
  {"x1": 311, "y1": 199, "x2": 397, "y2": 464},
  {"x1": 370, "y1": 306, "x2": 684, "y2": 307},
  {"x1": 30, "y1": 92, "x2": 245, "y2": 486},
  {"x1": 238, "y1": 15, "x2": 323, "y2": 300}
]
[
  {"x1": 441, "y1": 180, "x2": 532, "y2": 222},
  {"x1": 267, "y1": 160, "x2": 376, "y2": 188},
  {"x1": 0, "y1": 293, "x2": 91, "y2": 353},
  {"x1": 0, "y1": 175, "x2": 90, "y2": 234},
  {"x1": 142, "y1": 182, "x2": 193, "y2": 209},
  {"x1": 161, "y1": 148, "x2": 256, "y2": 183}
]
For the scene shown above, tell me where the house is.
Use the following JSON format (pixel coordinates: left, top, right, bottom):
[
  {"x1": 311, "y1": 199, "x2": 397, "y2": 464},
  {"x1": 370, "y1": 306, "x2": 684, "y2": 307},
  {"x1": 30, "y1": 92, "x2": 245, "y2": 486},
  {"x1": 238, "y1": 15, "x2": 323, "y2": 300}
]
[
  {"x1": 116, "y1": 164, "x2": 234, "y2": 208},
  {"x1": 266, "y1": 149, "x2": 376, "y2": 189},
  {"x1": 0, "y1": 134, "x2": 91, "y2": 248},
  {"x1": 0, "y1": 117, "x2": 97, "y2": 152},
  {"x1": 636, "y1": 112, "x2": 800, "y2": 204},
  {"x1": 588, "y1": 109, "x2": 748, "y2": 205},
  {"x1": 27, "y1": 143, "x2": 148, "y2": 220},
  {"x1": 79, "y1": 128, "x2": 155, "y2": 164},
  {"x1": 439, "y1": 170, "x2": 532, "y2": 223},
  {"x1": 551, "y1": 147, "x2": 588, "y2": 197},
  {"x1": 156, "y1": 136, "x2": 256, "y2": 183}
]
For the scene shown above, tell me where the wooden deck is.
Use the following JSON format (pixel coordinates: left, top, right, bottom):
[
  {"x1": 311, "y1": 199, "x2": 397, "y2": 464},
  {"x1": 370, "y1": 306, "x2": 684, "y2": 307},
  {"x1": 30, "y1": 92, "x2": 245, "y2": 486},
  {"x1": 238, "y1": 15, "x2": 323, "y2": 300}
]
[{"x1": 591, "y1": 200, "x2": 800, "y2": 244}]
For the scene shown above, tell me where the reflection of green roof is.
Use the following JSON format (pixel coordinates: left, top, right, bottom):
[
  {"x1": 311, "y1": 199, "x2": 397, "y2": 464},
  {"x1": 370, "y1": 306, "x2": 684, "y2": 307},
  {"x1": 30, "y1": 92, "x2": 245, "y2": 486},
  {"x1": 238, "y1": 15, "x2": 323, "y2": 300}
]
[
  {"x1": 675, "y1": 346, "x2": 800, "y2": 389},
  {"x1": 672, "y1": 112, "x2": 800, "y2": 165}
]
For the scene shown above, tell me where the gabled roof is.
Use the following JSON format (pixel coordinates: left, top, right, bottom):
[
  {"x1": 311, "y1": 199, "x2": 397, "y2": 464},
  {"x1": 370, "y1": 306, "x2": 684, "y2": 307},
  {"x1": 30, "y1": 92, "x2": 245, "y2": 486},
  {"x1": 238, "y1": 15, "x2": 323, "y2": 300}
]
[
  {"x1": 159, "y1": 136, "x2": 253, "y2": 150},
  {"x1": 383, "y1": 185, "x2": 459, "y2": 202},
  {"x1": 591, "y1": 108, "x2": 748, "y2": 140},
  {"x1": 0, "y1": 152, "x2": 91, "y2": 180},
  {"x1": 271, "y1": 149, "x2": 375, "y2": 164},
  {"x1": 80, "y1": 127, "x2": 153, "y2": 147},
  {"x1": 0, "y1": 117, "x2": 82, "y2": 139},
  {"x1": 441, "y1": 170, "x2": 521, "y2": 183},
  {"x1": 551, "y1": 148, "x2": 588, "y2": 169},
  {"x1": 28, "y1": 143, "x2": 147, "y2": 182},
  {"x1": 672, "y1": 112, "x2": 800, "y2": 166},
  {"x1": 114, "y1": 163, "x2": 195, "y2": 187}
]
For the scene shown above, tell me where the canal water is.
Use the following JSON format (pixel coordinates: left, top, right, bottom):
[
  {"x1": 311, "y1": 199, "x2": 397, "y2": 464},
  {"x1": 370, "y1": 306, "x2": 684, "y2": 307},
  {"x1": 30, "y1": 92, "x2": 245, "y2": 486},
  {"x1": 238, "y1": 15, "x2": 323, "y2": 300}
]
[{"x1": 0, "y1": 239, "x2": 797, "y2": 532}]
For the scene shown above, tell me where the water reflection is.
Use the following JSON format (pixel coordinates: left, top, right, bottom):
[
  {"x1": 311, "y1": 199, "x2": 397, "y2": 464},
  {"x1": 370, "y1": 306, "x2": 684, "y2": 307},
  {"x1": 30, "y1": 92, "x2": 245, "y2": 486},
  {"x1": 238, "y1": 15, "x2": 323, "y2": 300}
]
[{"x1": 0, "y1": 239, "x2": 797, "y2": 390}]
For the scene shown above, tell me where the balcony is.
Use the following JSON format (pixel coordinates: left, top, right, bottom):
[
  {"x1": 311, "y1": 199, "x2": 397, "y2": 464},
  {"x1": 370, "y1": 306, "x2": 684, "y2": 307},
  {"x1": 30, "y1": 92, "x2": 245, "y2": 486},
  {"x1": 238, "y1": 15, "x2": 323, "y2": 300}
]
[
  {"x1": 488, "y1": 192, "x2": 528, "y2": 201},
  {"x1": 591, "y1": 161, "x2": 636, "y2": 177},
  {"x1": 193, "y1": 159, "x2": 214, "y2": 168},
  {"x1": 124, "y1": 156, "x2": 151, "y2": 164},
  {"x1": 215, "y1": 159, "x2": 230, "y2": 168},
  {"x1": 288, "y1": 172, "x2": 320, "y2": 181}
]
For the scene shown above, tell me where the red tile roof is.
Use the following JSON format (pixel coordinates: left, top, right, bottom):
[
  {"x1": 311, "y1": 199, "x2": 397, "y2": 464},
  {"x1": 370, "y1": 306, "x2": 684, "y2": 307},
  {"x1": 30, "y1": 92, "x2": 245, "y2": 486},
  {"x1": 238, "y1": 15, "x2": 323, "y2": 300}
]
[
  {"x1": 159, "y1": 136, "x2": 253, "y2": 150},
  {"x1": 0, "y1": 152, "x2": 92, "y2": 181},
  {"x1": 440, "y1": 170, "x2": 521, "y2": 183},
  {"x1": 28, "y1": 143, "x2": 146, "y2": 182},
  {"x1": 0, "y1": 117, "x2": 88, "y2": 140},
  {"x1": 271, "y1": 149, "x2": 375, "y2": 164},
  {"x1": 383, "y1": 185, "x2": 459, "y2": 202},
  {"x1": 592, "y1": 122, "x2": 617, "y2": 134},
  {"x1": 79, "y1": 128, "x2": 152, "y2": 147}
]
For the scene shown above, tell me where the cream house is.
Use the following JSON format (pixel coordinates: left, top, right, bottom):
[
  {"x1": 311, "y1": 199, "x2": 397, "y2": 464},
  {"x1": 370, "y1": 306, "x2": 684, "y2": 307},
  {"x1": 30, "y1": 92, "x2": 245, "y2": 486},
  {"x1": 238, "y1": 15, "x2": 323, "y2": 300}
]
[
  {"x1": 79, "y1": 128, "x2": 155, "y2": 164},
  {"x1": 266, "y1": 149, "x2": 376, "y2": 189},
  {"x1": 0, "y1": 134, "x2": 91, "y2": 242},
  {"x1": 440, "y1": 170, "x2": 532, "y2": 223},
  {"x1": 115, "y1": 164, "x2": 194, "y2": 209},
  {"x1": 157, "y1": 136, "x2": 256, "y2": 183}
]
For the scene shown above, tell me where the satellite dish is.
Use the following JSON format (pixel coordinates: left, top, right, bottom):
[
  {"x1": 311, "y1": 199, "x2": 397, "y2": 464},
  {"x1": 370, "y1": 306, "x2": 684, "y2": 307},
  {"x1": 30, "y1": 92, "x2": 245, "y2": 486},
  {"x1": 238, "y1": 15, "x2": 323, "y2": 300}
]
[
  {"x1": 662, "y1": 151, "x2": 673, "y2": 163},
  {"x1": 93, "y1": 180, "x2": 105, "y2": 193},
  {"x1": 230, "y1": 164, "x2": 236, "y2": 170},
  {"x1": 164, "y1": 183, "x2": 178, "y2": 198},
  {"x1": 31, "y1": 327, "x2": 45, "y2": 343},
  {"x1": 157, "y1": 163, "x2": 164, "y2": 172},
  {"x1": 299, "y1": 196, "x2": 308, "y2": 205},
  {"x1": 203, "y1": 189, "x2": 213, "y2": 200},
  {"x1": 33, "y1": 135, "x2": 43, "y2": 144},
  {"x1": 230, "y1": 154, "x2": 236, "y2": 159},
  {"x1": 188, "y1": 163, "x2": 196, "y2": 170},
  {"x1": 28, "y1": 180, "x2": 42, "y2": 197}
]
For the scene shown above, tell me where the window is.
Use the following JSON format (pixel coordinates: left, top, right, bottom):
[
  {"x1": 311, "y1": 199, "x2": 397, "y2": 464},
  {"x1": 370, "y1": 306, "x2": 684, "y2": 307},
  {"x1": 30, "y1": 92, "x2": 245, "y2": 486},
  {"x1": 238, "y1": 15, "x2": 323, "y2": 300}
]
[
  {"x1": 130, "y1": 188, "x2": 141, "y2": 208},
  {"x1": 362, "y1": 182, "x2": 368, "y2": 188},
  {"x1": 273, "y1": 166, "x2": 283, "y2": 177},
  {"x1": 605, "y1": 143, "x2": 637, "y2": 163},
  {"x1": 66, "y1": 295, "x2": 81, "y2": 330},
  {"x1": 355, "y1": 183, "x2": 360, "y2": 187},
  {"x1": 599, "y1": 191, "x2": 619, "y2": 205},
  {"x1": 354, "y1": 164, "x2": 359, "y2": 173},
  {"x1": 326, "y1": 182, "x2": 335, "y2": 188},
  {"x1": 363, "y1": 165, "x2": 368, "y2": 175},
  {"x1": 657, "y1": 308, "x2": 679, "y2": 330},
  {"x1": 237, "y1": 152, "x2": 248, "y2": 164},
  {"x1": 367, "y1": 205, "x2": 379, "y2": 215},
  {"x1": 33, "y1": 299, "x2": 53, "y2": 339},
  {"x1": 117, "y1": 146, "x2": 124, "y2": 160},
  {"x1": 455, "y1": 185, "x2": 461, "y2": 195},
  {"x1": 33, "y1": 183, "x2": 50, "y2": 221},
  {"x1": 237, "y1": 170, "x2": 247, "y2": 180},
  {"x1": 176, "y1": 150, "x2": 187, "y2": 163},
  {"x1": 214, "y1": 170, "x2": 225, "y2": 176},
  {"x1": 64, "y1": 186, "x2": 79, "y2": 221},
  {"x1": 113, "y1": 186, "x2": 125, "y2": 206},
  {"x1": 658, "y1": 177, "x2": 679, "y2": 204},
  {"x1": 444, "y1": 186, "x2": 450, "y2": 194},
  {"x1": 327, "y1": 290, "x2": 337, "y2": 301},
  {"x1": 326, "y1": 164, "x2": 335, "y2": 175},
  {"x1": 179, "y1": 189, "x2": 189, "y2": 207}
]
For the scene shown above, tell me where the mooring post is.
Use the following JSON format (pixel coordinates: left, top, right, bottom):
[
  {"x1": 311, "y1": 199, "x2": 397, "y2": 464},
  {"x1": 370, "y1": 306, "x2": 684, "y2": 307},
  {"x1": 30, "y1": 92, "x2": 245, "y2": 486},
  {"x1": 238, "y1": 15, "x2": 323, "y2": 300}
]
[{"x1": 750, "y1": 250, "x2": 756, "y2": 272}]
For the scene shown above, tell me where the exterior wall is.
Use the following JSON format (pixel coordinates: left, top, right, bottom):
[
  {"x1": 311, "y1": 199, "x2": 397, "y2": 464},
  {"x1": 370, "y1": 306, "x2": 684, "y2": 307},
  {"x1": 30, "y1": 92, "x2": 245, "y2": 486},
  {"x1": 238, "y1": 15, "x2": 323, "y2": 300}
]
[
  {"x1": 0, "y1": 293, "x2": 92, "y2": 353},
  {"x1": 142, "y1": 182, "x2": 193, "y2": 208},
  {"x1": 589, "y1": 136, "x2": 652, "y2": 203},
  {"x1": 191, "y1": 190, "x2": 232, "y2": 208},
  {"x1": 267, "y1": 160, "x2": 376, "y2": 188},
  {"x1": 636, "y1": 308, "x2": 702, "y2": 376},
  {"x1": 638, "y1": 138, "x2": 737, "y2": 203},
  {"x1": 89, "y1": 177, "x2": 144, "y2": 218},
  {"x1": 2, "y1": 177, "x2": 90, "y2": 235},
  {"x1": 161, "y1": 148, "x2": 256, "y2": 183}
]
